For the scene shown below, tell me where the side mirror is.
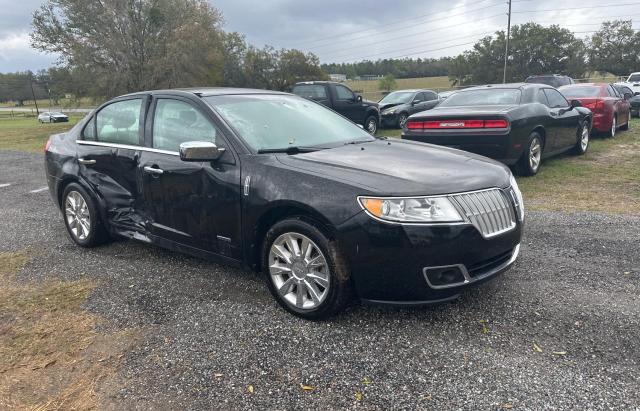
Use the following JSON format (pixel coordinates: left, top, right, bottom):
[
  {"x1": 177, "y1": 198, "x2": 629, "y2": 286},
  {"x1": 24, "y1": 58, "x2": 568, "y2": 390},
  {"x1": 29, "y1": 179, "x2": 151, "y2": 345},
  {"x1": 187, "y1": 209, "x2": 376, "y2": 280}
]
[
  {"x1": 624, "y1": 92, "x2": 633, "y2": 100},
  {"x1": 570, "y1": 100, "x2": 582, "y2": 109},
  {"x1": 179, "y1": 141, "x2": 224, "y2": 162},
  {"x1": 356, "y1": 95, "x2": 363, "y2": 103}
]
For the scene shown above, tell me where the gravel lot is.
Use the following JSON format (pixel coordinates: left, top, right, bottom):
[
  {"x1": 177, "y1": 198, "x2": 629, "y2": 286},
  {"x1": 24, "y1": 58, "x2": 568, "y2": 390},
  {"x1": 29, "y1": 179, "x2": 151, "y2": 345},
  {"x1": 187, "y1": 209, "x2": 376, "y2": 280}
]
[{"x1": 1, "y1": 149, "x2": 639, "y2": 410}]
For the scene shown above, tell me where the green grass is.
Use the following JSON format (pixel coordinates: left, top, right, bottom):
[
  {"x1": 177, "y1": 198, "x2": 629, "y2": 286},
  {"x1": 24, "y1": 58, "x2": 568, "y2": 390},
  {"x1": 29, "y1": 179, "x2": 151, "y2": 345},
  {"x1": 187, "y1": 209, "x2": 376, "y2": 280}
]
[
  {"x1": 0, "y1": 97, "x2": 96, "y2": 110},
  {"x1": 0, "y1": 116, "x2": 82, "y2": 152}
]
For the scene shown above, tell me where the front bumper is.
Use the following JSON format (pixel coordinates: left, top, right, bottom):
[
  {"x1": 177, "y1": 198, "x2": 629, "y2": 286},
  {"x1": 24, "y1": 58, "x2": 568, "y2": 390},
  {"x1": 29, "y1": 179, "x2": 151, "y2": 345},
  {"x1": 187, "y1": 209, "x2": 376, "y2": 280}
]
[{"x1": 336, "y1": 211, "x2": 523, "y2": 305}]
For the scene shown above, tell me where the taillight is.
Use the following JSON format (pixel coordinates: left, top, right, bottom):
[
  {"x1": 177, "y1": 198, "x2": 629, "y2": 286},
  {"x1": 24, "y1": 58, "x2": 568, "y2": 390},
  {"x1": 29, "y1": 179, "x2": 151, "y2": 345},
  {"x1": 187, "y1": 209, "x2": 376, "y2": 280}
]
[
  {"x1": 44, "y1": 136, "x2": 53, "y2": 152},
  {"x1": 407, "y1": 119, "x2": 509, "y2": 130},
  {"x1": 581, "y1": 99, "x2": 603, "y2": 111}
]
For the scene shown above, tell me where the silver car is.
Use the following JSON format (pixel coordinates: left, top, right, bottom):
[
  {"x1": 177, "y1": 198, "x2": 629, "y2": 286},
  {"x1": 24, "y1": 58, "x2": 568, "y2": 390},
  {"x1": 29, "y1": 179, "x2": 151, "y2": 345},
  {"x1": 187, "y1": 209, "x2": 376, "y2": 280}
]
[{"x1": 38, "y1": 112, "x2": 69, "y2": 123}]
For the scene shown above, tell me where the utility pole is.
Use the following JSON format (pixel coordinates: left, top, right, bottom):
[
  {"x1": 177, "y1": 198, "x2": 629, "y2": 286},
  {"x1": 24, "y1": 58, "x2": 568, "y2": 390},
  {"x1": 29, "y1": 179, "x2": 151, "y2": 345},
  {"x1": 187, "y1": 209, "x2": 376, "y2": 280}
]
[
  {"x1": 503, "y1": 0, "x2": 512, "y2": 84},
  {"x1": 29, "y1": 75, "x2": 40, "y2": 115}
]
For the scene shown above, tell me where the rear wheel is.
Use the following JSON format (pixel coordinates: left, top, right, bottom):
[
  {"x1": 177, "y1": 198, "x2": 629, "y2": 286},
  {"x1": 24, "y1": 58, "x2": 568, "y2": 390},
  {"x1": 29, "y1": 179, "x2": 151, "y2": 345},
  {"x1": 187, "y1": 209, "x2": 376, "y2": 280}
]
[
  {"x1": 62, "y1": 183, "x2": 110, "y2": 247},
  {"x1": 364, "y1": 115, "x2": 378, "y2": 134},
  {"x1": 516, "y1": 132, "x2": 543, "y2": 176},
  {"x1": 397, "y1": 113, "x2": 408, "y2": 128},
  {"x1": 262, "y1": 218, "x2": 352, "y2": 320},
  {"x1": 608, "y1": 115, "x2": 617, "y2": 137},
  {"x1": 620, "y1": 114, "x2": 629, "y2": 131},
  {"x1": 573, "y1": 121, "x2": 589, "y2": 155}
]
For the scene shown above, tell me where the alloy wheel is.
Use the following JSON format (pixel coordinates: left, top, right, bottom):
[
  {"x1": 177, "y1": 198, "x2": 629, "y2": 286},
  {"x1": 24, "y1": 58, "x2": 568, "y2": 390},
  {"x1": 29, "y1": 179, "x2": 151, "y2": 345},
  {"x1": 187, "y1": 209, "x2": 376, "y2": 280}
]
[
  {"x1": 366, "y1": 119, "x2": 377, "y2": 134},
  {"x1": 398, "y1": 114, "x2": 408, "y2": 128},
  {"x1": 65, "y1": 191, "x2": 91, "y2": 241},
  {"x1": 611, "y1": 116, "x2": 616, "y2": 137},
  {"x1": 580, "y1": 124, "x2": 589, "y2": 151},
  {"x1": 529, "y1": 137, "x2": 542, "y2": 173},
  {"x1": 268, "y1": 232, "x2": 330, "y2": 310}
]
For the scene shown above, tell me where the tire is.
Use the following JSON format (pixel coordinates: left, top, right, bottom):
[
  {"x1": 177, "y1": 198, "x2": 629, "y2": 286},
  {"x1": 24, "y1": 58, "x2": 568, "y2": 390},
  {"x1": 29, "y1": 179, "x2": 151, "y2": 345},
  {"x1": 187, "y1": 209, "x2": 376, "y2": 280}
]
[
  {"x1": 364, "y1": 115, "x2": 378, "y2": 134},
  {"x1": 397, "y1": 112, "x2": 409, "y2": 129},
  {"x1": 61, "y1": 183, "x2": 110, "y2": 247},
  {"x1": 608, "y1": 115, "x2": 617, "y2": 138},
  {"x1": 262, "y1": 217, "x2": 352, "y2": 320},
  {"x1": 515, "y1": 132, "x2": 543, "y2": 176},
  {"x1": 573, "y1": 121, "x2": 589, "y2": 155}
]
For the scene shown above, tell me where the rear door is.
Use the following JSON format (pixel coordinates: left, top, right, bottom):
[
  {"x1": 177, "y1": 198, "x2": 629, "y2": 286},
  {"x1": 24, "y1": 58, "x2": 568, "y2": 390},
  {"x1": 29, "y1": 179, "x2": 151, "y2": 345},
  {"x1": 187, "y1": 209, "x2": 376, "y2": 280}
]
[
  {"x1": 608, "y1": 84, "x2": 630, "y2": 126},
  {"x1": 543, "y1": 88, "x2": 580, "y2": 150},
  {"x1": 136, "y1": 95, "x2": 242, "y2": 258},
  {"x1": 76, "y1": 96, "x2": 147, "y2": 231}
]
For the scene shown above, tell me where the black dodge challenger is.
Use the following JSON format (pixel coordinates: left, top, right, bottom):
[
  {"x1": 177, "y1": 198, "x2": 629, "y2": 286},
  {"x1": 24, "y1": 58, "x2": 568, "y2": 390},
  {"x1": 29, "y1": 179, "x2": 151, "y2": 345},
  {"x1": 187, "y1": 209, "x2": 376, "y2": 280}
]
[
  {"x1": 45, "y1": 88, "x2": 524, "y2": 319},
  {"x1": 402, "y1": 83, "x2": 593, "y2": 175}
]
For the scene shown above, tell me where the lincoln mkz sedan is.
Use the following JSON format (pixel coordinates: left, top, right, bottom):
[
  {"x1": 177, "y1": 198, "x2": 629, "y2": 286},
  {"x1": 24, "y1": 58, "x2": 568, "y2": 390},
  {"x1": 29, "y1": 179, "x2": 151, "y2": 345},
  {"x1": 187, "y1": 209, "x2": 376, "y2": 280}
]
[{"x1": 45, "y1": 88, "x2": 524, "y2": 319}]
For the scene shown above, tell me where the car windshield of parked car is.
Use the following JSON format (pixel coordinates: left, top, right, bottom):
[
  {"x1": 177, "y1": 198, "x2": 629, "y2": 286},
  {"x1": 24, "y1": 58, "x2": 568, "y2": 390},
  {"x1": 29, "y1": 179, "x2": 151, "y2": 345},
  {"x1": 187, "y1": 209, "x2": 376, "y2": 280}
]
[
  {"x1": 559, "y1": 86, "x2": 601, "y2": 98},
  {"x1": 628, "y1": 74, "x2": 640, "y2": 82},
  {"x1": 438, "y1": 89, "x2": 521, "y2": 107},
  {"x1": 205, "y1": 94, "x2": 374, "y2": 151},
  {"x1": 379, "y1": 91, "x2": 414, "y2": 105}
]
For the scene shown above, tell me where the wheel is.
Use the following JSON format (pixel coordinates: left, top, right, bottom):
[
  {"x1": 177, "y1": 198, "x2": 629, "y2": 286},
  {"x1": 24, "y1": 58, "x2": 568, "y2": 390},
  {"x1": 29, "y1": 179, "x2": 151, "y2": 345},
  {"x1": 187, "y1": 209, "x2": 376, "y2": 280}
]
[
  {"x1": 516, "y1": 132, "x2": 543, "y2": 176},
  {"x1": 62, "y1": 183, "x2": 110, "y2": 247},
  {"x1": 262, "y1": 218, "x2": 352, "y2": 320},
  {"x1": 397, "y1": 112, "x2": 409, "y2": 129},
  {"x1": 573, "y1": 121, "x2": 589, "y2": 155},
  {"x1": 608, "y1": 115, "x2": 617, "y2": 138},
  {"x1": 364, "y1": 115, "x2": 378, "y2": 134}
]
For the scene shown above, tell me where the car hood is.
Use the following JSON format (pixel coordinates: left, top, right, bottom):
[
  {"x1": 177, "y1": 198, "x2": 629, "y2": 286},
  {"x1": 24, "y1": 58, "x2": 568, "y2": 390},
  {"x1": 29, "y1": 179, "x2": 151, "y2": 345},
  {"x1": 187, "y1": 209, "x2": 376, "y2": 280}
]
[
  {"x1": 275, "y1": 139, "x2": 511, "y2": 196},
  {"x1": 411, "y1": 105, "x2": 518, "y2": 118},
  {"x1": 379, "y1": 102, "x2": 407, "y2": 111}
]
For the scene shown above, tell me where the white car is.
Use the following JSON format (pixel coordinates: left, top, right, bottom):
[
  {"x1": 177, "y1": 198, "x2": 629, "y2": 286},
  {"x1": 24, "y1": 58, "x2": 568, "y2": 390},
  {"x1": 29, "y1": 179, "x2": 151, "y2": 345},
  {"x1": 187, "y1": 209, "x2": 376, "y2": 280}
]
[
  {"x1": 616, "y1": 72, "x2": 640, "y2": 95},
  {"x1": 38, "y1": 112, "x2": 69, "y2": 123}
]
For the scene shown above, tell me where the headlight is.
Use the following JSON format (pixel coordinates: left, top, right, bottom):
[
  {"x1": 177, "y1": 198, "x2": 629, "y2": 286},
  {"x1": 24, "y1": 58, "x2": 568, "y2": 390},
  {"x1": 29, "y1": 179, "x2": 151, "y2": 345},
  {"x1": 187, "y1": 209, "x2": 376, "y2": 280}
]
[
  {"x1": 509, "y1": 174, "x2": 525, "y2": 221},
  {"x1": 359, "y1": 196, "x2": 463, "y2": 223}
]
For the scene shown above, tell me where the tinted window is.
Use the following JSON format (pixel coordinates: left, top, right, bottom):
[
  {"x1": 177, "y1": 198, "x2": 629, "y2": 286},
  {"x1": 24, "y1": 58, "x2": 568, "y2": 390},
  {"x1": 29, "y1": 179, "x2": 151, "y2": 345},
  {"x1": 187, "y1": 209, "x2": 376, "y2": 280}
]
[
  {"x1": 292, "y1": 84, "x2": 328, "y2": 100},
  {"x1": 335, "y1": 85, "x2": 355, "y2": 101},
  {"x1": 559, "y1": 86, "x2": 601, "y2": 98},
  {"x1": 628, "y1": 74, "x2": 640, "y2": 82},
  {"x1": 205, "y1": 94, "x2": 373, "y2": 151},
  {"x1": 82, "y1": 116, "x2": 96, "y2": 140},
  {"x1": 153, "y1": 99, "x2": 219, "y2": 152},
  {"x1": 439, "y1": 89, "x2": 521, "y2": 107},
  {"x1": 543, "y1": 89, "x2": 569, "y2": 108},
  {"x1": 96, "y1": 99, "x2": 142, "y2": 145},
  {"x1": 537, "y1": 90, "x2": 549, "y2": 105},
  {"x1": 422, "y1": 91, "x2": 438, "y2": 101}
]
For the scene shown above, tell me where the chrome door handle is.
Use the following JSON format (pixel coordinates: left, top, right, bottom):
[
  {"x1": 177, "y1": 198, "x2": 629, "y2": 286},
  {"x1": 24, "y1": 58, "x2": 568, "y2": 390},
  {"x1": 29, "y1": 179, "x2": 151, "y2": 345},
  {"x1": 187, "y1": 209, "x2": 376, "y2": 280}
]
[
  {"x1": 78, "y1": 158, "x2": 96, "y2": 165},
  {"x1": 143, "y1": 166, "x2": 164, "y2": 175}
]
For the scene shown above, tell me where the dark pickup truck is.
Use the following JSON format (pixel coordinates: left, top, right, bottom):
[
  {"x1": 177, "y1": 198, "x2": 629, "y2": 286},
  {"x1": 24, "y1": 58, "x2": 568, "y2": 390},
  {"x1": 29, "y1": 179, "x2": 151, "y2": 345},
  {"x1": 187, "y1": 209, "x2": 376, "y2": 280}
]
[{"x1": 292, "y1": 81, "x2": 380, "y2": 133}]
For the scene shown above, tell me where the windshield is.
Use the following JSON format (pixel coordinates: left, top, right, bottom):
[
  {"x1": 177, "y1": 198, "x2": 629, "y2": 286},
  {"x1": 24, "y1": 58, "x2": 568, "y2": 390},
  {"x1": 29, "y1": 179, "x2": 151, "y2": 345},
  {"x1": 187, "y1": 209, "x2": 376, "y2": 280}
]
[
  {"x1": 205, "y1": 94, "x2": 374, "y2": 151},
  {"x1": 558, "y1": 86, "x2": 601, "y2": 98},
  {"x1": 438, "y1": 89, "x2": 521, "y2": 107},
  {"x1": 379, "y1": 91, "x2": 415, "y2": 105},
  {"x1": 628, "y1": 74, "x2": 640, "y2": 82}
]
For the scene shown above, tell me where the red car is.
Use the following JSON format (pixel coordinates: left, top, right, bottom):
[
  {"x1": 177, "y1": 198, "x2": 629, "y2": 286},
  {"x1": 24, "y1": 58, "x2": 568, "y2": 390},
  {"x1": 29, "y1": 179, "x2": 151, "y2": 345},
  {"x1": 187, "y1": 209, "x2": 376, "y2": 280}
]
[{"x1": 559, "y1": 83, "x2": 631, "y2": 137}]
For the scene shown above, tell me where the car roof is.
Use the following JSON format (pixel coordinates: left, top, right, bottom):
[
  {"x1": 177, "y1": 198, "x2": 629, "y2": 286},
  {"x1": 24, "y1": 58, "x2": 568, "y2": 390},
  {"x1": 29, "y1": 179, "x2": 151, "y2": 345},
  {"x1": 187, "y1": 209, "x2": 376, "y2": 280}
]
[
  {"x1": 120, "y1": 87, "x2": 290, "y2": 98},
  {"x1": 526, "y1": 74, "x2": 571, "y2": 78},
  {"x1": 457, "y1": 83, "x2": 536, "y2": 91}
]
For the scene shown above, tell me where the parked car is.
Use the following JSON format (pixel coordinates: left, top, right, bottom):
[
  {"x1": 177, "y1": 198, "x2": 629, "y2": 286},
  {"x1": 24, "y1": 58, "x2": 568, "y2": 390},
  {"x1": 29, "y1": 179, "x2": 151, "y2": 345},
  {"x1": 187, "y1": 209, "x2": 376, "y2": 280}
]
[
  {"x1": 613, "y1": 83, "x2": 640, "y2": 118},
  {"x1": 524, "y1": 74, "x2": 575, "y2": 88},
  {"x1": 559, "y1": 83, "x2": 630, "y2": 137},
  {"x1": 44, "y1": 88, "x2": 524, "y2": 319},
  {"x1": 378, "y1": 89, "x2": 440, "y2": 128},
  {"x1": 402, "y1": 83, "x2": 592, "y2": 176},
  {"x1": 38, "y1": 112, "x2": 69, "y2": 123},
  {"x1": 619, "y1": 72, "x2": 640, "y2": 95},
  {"x1": 291, "y1": 81, "x2": 380, "y2": 133}
]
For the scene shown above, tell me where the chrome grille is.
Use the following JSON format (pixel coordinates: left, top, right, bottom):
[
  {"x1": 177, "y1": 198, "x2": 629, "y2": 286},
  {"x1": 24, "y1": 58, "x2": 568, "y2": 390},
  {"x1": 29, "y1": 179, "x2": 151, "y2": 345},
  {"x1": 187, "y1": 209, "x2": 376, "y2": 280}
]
[{"x1": 452, "y1": 189, "x2": 516, "y2": 238}]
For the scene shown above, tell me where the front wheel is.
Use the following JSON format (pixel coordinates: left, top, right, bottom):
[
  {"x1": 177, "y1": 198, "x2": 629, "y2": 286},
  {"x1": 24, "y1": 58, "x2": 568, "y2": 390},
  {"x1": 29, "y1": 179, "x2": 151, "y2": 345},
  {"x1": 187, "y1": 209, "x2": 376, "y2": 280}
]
[
  {"x1": 262, "y1": 218, "x2": 352, "y2": 320},
  {"x1": 516, "y1": 132, "x2": 543, "y2": 176},
  {"x1": 364, "y1": 115, "x2": 378, "y2": 134},
  {"x1": 397, "y1": 113, "x2": 408, "y2": 128},
  {"x1": 573, "y1": 121, "x2": 590, "y2": 155}
]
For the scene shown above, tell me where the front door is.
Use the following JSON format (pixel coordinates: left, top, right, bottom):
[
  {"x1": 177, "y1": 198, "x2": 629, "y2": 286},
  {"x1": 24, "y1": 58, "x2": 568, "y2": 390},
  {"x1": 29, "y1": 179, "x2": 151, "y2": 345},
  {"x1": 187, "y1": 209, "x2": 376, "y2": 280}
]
[
  {"x1": 137, "y1": 96, "x2": 242, "y2": 259},
  {"x1": 332, "y1": 84, "x2": 362, "y2": 123}
]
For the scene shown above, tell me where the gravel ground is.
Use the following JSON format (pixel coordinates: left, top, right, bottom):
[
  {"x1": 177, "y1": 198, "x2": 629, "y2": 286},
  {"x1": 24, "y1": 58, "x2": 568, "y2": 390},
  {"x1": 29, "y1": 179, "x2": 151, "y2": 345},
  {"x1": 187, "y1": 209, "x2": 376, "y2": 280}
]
[{"x1": 1, "y1": 150, "x2": 639, "y2": 410}]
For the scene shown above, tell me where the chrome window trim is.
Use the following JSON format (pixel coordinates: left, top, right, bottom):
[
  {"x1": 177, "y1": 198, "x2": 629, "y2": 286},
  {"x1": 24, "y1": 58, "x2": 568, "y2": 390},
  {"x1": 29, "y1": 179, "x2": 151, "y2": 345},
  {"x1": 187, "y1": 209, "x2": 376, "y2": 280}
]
[
  {"x1": 423, "y1": 244, "x2": 520, "y2": 290},
  {"x1": 76, "y1": 140, "x2": 179, "y2": 156}
]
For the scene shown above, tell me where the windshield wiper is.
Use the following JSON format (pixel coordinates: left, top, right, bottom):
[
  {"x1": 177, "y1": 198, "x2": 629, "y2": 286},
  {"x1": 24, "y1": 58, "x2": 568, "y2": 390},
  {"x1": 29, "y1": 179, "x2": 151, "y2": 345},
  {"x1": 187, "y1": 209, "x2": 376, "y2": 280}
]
[
  {"x1": 257, "y1": 146, "x2": 324, "y2": 154},
  {"x1": 344, "y1": 138, "x2": 374, "y2": 145}
]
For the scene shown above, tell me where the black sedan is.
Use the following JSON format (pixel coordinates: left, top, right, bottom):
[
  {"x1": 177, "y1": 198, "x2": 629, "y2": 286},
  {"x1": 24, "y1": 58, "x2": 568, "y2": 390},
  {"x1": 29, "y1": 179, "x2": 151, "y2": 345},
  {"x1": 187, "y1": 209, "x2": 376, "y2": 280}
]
[
  {"x1": 45, "y1": 88, "x2": 523, "y2": 319},
  {"x1": 379, "y1": 89, "x2": 440, "y2": 128},
  {"x1": 402, "y1": 83, "x2": 593, "y2": 176}
]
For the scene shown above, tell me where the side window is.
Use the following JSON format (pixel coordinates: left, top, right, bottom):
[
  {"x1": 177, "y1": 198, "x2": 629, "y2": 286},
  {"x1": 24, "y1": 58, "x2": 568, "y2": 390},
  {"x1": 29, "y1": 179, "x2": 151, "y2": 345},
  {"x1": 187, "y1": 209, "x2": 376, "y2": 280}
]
[
  {"x1": 608, "y1": 85, "x2": 619, "y2": 98},
  {"x1": 96, "y1": 99, "x2": 143, "y2": 145},
  {"x1": 335, "y1": 85, "x2": 355, "y2": 101},
  {"x1": 152, "y1": 99, "x2": 220, "y2": 152},
  {"x1": 543, "y1": 89, "x2": 569, "y2": 108},
  {"x1": 422, "y1": 91, "x2": 438, "y2": 101},
  {"x1": 537, "y1": 90, "x2": 549, "y2": 106},
  {"x1": 82, "y1": 116, "x2": 96, "y2": 140}
]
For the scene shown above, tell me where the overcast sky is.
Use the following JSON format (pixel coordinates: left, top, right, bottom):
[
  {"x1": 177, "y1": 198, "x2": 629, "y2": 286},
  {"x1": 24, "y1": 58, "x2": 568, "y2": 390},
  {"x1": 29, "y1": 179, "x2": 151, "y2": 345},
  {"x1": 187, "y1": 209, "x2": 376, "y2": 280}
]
[{"x1": 0, "y1": 0, "x2": 637, "y2": 73}]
